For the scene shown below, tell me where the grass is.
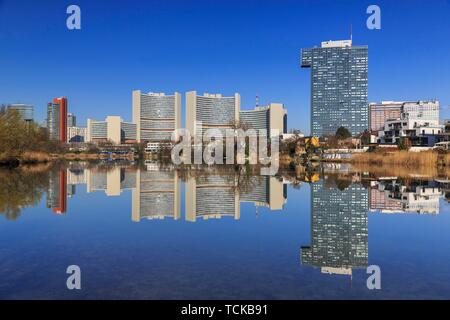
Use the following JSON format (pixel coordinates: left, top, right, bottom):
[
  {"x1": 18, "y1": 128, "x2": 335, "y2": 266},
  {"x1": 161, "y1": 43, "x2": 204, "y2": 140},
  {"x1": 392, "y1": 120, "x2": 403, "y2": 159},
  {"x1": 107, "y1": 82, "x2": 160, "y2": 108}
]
[{"x1": 351, "y1": 150, "x2": 439, "y2": 167}]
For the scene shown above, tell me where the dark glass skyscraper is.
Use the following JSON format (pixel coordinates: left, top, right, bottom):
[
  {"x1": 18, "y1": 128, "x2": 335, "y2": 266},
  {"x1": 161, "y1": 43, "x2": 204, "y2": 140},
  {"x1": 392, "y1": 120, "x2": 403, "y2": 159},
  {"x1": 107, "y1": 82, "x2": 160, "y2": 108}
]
[{"x1": 301, "y1": 40, "x2": 368, "y2": 137}]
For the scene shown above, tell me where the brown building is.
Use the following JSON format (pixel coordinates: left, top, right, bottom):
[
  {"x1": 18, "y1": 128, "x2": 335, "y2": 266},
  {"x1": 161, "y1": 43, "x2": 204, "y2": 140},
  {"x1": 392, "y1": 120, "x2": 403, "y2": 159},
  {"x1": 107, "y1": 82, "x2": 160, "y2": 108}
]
[{"x1": 368, "y1": 101, "x2": 402, "y2": 132}]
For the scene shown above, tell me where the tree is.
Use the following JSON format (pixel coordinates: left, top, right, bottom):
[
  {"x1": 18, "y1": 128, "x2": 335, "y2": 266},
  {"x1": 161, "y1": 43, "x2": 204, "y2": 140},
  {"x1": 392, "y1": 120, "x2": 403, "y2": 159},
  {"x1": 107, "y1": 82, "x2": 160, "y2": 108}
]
[{"x1": 335, "y1": 127, "x2": 352, "y2": 140}]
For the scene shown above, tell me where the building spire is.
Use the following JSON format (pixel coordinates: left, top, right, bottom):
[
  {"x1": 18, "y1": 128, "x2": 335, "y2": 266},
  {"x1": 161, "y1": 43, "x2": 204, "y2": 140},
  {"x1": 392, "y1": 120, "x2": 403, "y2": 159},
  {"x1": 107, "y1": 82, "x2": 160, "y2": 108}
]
[{"x1": 350, "y1": 23, "x2": 353, "y2": 41}]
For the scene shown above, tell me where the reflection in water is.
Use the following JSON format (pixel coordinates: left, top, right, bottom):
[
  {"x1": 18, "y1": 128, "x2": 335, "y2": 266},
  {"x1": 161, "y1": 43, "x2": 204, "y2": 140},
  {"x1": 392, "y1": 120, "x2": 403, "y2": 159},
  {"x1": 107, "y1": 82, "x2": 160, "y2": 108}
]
[
  {"x1": 0, "y1": 166, "x2": 49, "y2": 220},
  {"x1": 301, "y1": 180, "x2": 368, "y2": 276},
  {"x1": 42, "y1": 163, "x2": 289, "y2": 222},
  {"x1": 369, "y1": 179, "x2": 441, "y2": 214},
  {"x1": 1, "y1": 163, "x2": 450, "y2": 298}
]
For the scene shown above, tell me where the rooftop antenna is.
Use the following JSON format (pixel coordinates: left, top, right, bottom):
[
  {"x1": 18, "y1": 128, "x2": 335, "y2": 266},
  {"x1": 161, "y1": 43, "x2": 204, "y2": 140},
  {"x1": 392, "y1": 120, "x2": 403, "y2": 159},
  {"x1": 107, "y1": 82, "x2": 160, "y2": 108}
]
[
  {"x1": 350, "y1": 23, "x2": 353, "y2": 42},
  {"x1": 256, "y1": 95, "x2": 259, "y2": 108}
]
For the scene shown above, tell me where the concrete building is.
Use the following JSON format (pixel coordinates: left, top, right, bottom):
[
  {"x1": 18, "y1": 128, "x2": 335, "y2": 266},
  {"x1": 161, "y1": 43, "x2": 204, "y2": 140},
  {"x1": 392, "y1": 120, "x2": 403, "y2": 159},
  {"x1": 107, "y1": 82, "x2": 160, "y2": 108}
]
[
  {"x1": 239, "y1": 103, "x2": 287, "y2": 137},
  {"x1": 301, "y1": 40, "x2": 368, "y2": 137},
  {"x1": 86, "y1": 116, "x2": 136, "y2": 144},
  {"x1": 67, "y1": 126, "x2": 86, "y2": 143},
  {"x1": 132, "y1": 91, "x2": 181, "y2": 143},
  {"x1": 5, "y1": 104, "x2": 34, "y2": 123},
  {"x1": 186, "y1": 91, "x2": 240, "y2": 139},
  {"x1": 47, "y1": 97, "x2": 68, "y2": 142}
]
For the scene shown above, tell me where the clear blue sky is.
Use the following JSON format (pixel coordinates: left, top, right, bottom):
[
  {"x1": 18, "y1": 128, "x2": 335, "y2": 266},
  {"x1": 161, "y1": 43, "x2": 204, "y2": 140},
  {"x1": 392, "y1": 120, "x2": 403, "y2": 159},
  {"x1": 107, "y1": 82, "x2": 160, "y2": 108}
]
[{"x1": 1, "y1": 0, "x2": 449, "y2": 134}]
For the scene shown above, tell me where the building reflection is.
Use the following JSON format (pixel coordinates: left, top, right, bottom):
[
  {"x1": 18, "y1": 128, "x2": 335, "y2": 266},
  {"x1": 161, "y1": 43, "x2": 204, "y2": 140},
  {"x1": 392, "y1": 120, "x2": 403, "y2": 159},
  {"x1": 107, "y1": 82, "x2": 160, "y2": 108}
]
[
  {"x1": 369, "y1": 179, "x2": 441, "y2": 214},
  {"x1": 46, "y1": 169, "x2": 67, "y2": 214},
  {"x1": 301, "y1": 180, "x2": 369, "y2": 276},
  {"x1": 185, "y1": 174, "x2": 287, "y2": 222},
  {"x1": 132, "y1": 169, "x2": 180, "y2": 221},
  {"x1": 48, "y1": 164, "x2": 288, "y2": 221}
]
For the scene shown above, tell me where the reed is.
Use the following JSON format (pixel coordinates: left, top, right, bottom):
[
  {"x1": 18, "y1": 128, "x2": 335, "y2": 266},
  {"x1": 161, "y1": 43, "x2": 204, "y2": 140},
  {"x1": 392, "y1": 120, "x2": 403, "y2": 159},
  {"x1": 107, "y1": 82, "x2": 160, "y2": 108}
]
[{"x1": 351, "y1": 151, "x2": 438, "y2": 168}]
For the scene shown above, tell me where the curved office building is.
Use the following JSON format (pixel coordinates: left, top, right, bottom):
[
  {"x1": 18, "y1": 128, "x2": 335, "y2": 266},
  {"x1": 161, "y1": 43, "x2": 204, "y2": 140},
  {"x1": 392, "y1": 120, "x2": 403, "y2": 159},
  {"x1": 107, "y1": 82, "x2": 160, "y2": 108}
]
[
  {"x1": 132, "y1": 91, "x2": 181, "y2": 142},
  {"x1": 186, "y1": 91, "x2": 240, "y2": 139},
  {"x1": 5, "y1": 104, "x2": 34, "y2": 122}
]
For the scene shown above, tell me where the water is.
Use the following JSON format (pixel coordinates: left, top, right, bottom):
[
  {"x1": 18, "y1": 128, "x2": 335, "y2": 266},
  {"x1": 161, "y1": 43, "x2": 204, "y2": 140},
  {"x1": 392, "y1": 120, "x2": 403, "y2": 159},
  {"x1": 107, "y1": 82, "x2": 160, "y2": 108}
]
[{"x1": 1, "y1": 161, "x2": 450, "y2": 300}]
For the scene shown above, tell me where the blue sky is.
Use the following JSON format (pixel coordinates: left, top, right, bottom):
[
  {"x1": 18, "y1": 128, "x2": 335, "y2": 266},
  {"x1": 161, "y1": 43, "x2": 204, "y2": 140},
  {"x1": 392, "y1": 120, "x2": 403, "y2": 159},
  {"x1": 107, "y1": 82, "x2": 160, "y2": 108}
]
[{"x1": 0, "y1": 0, "x2": 449, "y2": 134}]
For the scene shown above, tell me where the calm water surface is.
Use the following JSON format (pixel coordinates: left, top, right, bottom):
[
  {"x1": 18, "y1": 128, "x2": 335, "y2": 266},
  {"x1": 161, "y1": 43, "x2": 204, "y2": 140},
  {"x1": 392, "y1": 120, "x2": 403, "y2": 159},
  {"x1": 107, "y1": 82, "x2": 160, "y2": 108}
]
[{"x1": 1, "y1": 162, "x2": 450, "y2": 299}]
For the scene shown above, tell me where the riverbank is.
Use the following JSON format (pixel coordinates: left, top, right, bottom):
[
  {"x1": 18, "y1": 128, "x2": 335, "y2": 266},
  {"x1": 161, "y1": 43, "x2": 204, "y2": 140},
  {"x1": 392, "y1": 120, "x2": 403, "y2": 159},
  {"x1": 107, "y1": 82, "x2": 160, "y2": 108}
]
[{"x1": 0, "y1": 151, "x2": 128, "y2": 167}]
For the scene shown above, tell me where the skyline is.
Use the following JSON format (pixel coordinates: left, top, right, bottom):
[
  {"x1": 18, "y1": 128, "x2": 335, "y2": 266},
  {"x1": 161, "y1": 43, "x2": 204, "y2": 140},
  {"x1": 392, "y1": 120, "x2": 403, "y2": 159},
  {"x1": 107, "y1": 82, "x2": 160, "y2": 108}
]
[{"x1": 1, "y1": 0, "x2": 450, "y2": 134}]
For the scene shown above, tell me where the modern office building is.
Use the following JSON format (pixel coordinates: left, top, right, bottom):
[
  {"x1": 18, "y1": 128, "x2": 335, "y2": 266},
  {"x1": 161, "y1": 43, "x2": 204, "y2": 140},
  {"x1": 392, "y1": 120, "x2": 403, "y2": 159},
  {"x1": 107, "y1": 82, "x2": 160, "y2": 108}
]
[
  {"x1": 301, "y1": 40, "x2": 368, "y2": 137},
  {"x1": 67, "y1": 113, "x2": 77, "y2": 127},
  {"x1": 5, "y1": 104, "x2": 34, "y2": 123},
  {"x1": 186, "y1": 91, "x2": 240, "y2": 139},
  {"x1": 86, "y1": 116, "x2": 136, "y2": 144},
  {"x1": 239, "y1": 103, "x2": 287, "y2": 137},
  {"x1": 301, "y1": 180, "x2": 369, "y2": 276},
  {"x1": 369, "y1": 100, "x2": 439, "y2": 132},
  {"x1": 67, "y1": 126, "x2": 86, "y2": 143},
  {"x1": 132, "y1": 91, "x2": 181, "y2": 143},
  {"x1": 47, "y1": 97, "x2": 68, "y2": 142},
  {"x1": 132, "y1": 169, "x2": 180, "y2": 222}
]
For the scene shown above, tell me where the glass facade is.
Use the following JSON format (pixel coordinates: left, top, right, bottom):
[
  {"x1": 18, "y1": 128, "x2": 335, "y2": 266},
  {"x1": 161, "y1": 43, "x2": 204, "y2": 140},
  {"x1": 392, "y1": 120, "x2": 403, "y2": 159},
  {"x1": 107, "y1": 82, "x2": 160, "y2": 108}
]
[
  {"x1": 301, "y1": 42, "x2": 368, "y2": 137},
  {"x1": 47, "y1": 103, "x2": 60, "y2": 141}
]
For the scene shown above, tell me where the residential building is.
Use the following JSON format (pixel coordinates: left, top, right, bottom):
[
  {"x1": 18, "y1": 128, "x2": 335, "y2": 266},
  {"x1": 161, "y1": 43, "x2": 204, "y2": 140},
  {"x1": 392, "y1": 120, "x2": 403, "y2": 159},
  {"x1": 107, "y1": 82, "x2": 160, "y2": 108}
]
[
  {"x1": 239, "y1": 103, "x2": 287, "y2": 137},
  {"x1": 301, "y1": 40, "x2": 368, "y2": 137},
  {"x1": 378, "y1": 113, "x2": 444, "y2": 147},
  {"x1": 186, "y1": 91, "x2": 240, "y2": 139},
  {"x1": 132, "y1": 91, "x2": 181, "y2": 143},
  {"x1": 86, "y1": 116, "x2": 136, "y2": 145},
  {"x1": 47, "y1": 97, "x2": 68, "y2": 142}
]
